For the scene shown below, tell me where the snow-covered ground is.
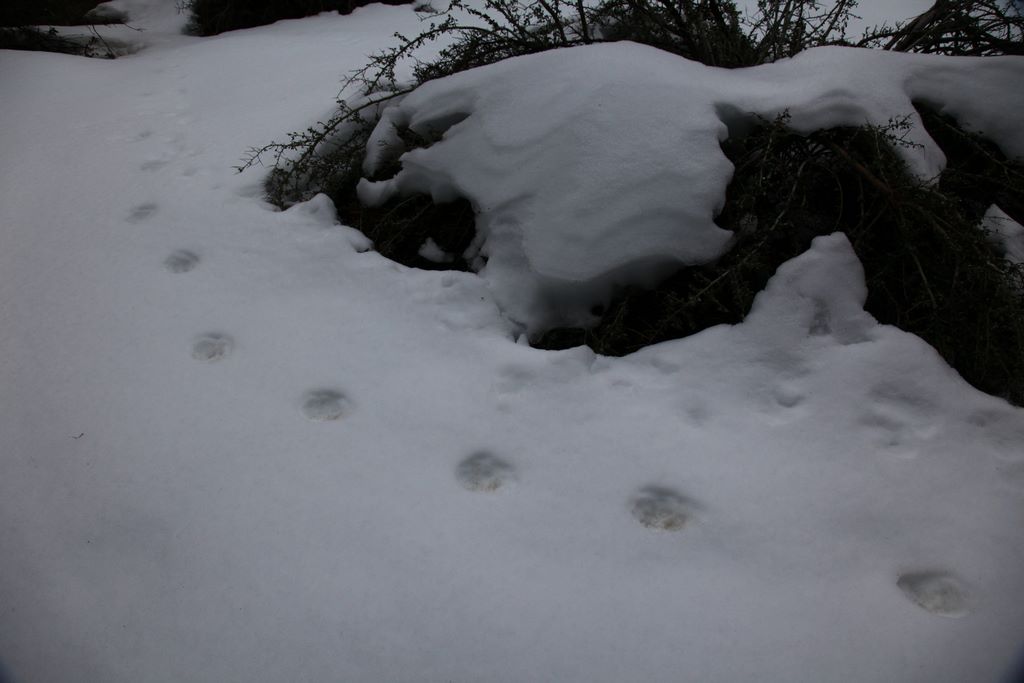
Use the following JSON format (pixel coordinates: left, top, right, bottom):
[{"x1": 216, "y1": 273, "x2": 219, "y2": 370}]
[{"x1": 2, "y1": 2, "x2": 1023, "y2": 682}]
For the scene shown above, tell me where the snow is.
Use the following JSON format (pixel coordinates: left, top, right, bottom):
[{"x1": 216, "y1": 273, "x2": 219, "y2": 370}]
[
  {"x1": 984, "y1": 204, "x2": 1024, "y2": 264},
  {"x1": 2, "y1": 2, "x2": 1024, "y2": 683},
  {"x1": 418, "y1": 237, "x2": 456, "y2": 263},
  {"x1": 361, "y1": 42, "x2": 1024, "y2": 330}
]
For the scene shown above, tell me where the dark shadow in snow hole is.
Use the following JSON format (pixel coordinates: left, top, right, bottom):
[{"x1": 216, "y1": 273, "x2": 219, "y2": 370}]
[
  {"x1": 336, "y1": 193, "x2": 478, "y2": 271},
  {"x1": 322, "y1": 116, "x2": 480, "y2": 272}
]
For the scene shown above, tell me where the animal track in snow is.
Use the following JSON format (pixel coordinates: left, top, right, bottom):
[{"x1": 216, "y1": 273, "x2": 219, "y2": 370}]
[
  {"x1": 128, "y1": 203, "x2": 158, "y2": 222},
  {"x1": 301, "y1": 390, "x2": 350, "y2": 421},
  {"x1": 630, "y1": 486, "x2": 697, "y2": 531},
  {"x1": 455, "y1": 451, "x2": 515, "y2": 492},
  {"x1": 859, "y1": 383, "x2": 939, "y2": 456},
  {"x1": 163, "y1": 250, "x2": 199, "y2": 274},
  {"x1": 897, "y1": 571, "x2": 970, "y2": 617},
  {"x1": 191, "y1": 333, "x2": 233, "y2": 362}
]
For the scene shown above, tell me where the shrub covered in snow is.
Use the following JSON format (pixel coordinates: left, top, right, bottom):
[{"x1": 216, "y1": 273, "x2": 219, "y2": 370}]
[
  {"x1": 538, "y1": 107, "x2": 1024, "y2": 404},
  {"x1": 249, "y1": 1, "x2": 1023, "y2": 208},
  {"x1": 6, "y1": 3, "x2": 1024, "y2": 680},
  {"x1": 0, "y1": 0, "x2": 124, "y2": 56},
  {"x1": 244, "y1": 0, "x2": 1024, "y2": 403}
]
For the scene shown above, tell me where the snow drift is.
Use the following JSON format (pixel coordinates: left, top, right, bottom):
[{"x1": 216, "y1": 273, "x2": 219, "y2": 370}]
[{"x1": 359, "y1": 42, "x2": 1024, "y2": 331}]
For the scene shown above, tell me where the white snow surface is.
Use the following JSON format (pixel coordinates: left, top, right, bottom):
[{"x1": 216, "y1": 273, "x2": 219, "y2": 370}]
[
  {"x1": 984, "y1": 204, "x2": 1024, "y2": 264},
  {"x1": 361, "y1": 42, "x2": 1024, "y2": 330},
  {"x1": 2, "y1": 3, "x2": 1024, "y2": 683}
]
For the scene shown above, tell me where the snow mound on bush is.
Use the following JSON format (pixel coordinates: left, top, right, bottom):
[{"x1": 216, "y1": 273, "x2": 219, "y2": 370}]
[{"x1": 359, "y1": 42, "x2": 1024, "y2": 332}]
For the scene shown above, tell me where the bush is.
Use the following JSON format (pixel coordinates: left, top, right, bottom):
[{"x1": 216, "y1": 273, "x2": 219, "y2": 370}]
[
  {"x1": 178, "y1": 0, "x2": 413, "y2": 36},
  {"x1": 595, "y1": 0, "x2": 865, "y2": 66},
  {"x1": 0, "y1": 0, "x2": 126, "y2": 57},
  {"x1": 866, "y1": 0, "x2": 1024, "y2": 56},
  {"x1": 246, "y1": 0, "x2": 1023, "y2": 208},
  {"x1": 0, "y1": 0, "x2": 107, "y2": 27},
  {"x1": 244, "y1": 0, "x2": 1024, "y2": 404}
]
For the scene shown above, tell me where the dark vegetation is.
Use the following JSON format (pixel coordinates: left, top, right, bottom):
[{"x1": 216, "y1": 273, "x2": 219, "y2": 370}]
[
  {"x1": 0, "y1": 0, "x2": 126, "y2": 57},
  {"x1": 241, "y1": 0, "x2": 1024, "y2": 403},
  {"x1": 177, "y1": 0, "x2": 413, "y2": 36},
  {"x1": 0, "y1": 0, "x2": 108, "y2": 27}
]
